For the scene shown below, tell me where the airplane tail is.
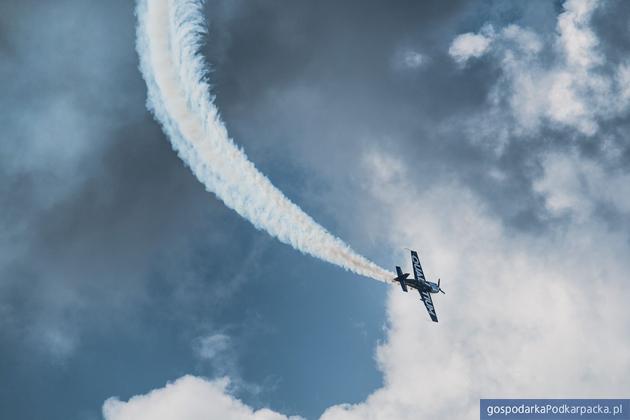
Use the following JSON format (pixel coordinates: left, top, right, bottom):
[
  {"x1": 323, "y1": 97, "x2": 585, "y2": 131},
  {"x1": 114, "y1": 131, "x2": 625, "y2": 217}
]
[{"x1": 395, "y1": 266, "x2": 409, "y2": 292}]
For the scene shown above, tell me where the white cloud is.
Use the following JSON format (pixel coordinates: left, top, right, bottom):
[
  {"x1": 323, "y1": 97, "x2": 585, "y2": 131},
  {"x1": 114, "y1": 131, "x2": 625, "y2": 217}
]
[
  {"x1": 319, "y1": 149, "x2": 630, "y2": 419},
  {"x1": 448, "y1": 25, "x2": 494, "y2": 65},
  {"x1": 556, "y1": 0, "x2": 602, "y2": 69},
  {"x1": 534, "y1": 151, "x2": 630, "y2": 220},
  {"x1": 103, "y1": 376, "x2": 302, "y2": 420},
  {"x1": 449, "y1": 0, "x2": 630, "y2": 138},
  {"x1": 361, "y1": 148, "x2": 405, "y2": 184}
]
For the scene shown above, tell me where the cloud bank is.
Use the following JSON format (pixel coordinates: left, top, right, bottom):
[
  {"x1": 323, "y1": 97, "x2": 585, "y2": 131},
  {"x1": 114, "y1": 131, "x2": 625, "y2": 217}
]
[{"x1": 103, "y1": 376, "x2": 302, "y2": 420}]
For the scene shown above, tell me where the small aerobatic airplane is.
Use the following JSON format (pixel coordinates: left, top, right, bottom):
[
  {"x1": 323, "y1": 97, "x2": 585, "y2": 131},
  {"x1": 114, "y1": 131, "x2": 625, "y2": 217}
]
[{"x1": 393, "y1": 249, "x2": 445, "y2": 322}]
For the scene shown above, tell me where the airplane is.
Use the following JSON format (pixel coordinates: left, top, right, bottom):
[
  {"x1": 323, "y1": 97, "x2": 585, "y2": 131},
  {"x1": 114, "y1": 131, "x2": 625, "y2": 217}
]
[{"x1": 393, "y1": 249, "x2": 444, "y2": 322}]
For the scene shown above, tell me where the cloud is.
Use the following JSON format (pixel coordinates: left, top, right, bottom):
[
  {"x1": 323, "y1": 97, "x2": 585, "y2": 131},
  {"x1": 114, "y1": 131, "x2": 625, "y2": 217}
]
[
  {"x1": 103, "y1": 376, "x2": 302, "y2": 420},
  {"x1": 534, "y1": 151, "x2": 630, "y2": 220},
  {"x1": 318, "y1": 148, "x2": 630, "y2": 419},
  {"x1": 394, "y1": 48, "x2": 426, "y2": 70},
  {"x1": 448, "y1": 25, "x2": 494, "y2": 65},
  {"x1": 193, "y1": 333, "x2": 231, "y2": 361},
  {"x1": 556, "y1": 0, "x2": 602, "y2": 69},
  {"x1": 449, "y1": 0, "x2": 630, "y2": 138},
  {"x1": 0, "y1": 0, "x2": 261, "y2": 362},
  {"x1": 0, "y1": 0, "x2": 160, "y2": 359},
  {"x1": 191, "y1": 332, "x2": 244, "y2": 385},
  {"x1": 32, "y1": 325, "x2": 78, "y2": 361}
]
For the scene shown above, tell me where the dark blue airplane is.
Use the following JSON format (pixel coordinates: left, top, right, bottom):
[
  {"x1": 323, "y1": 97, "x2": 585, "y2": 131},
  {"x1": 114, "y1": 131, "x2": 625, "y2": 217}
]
[{"x1": 393, "y1": 249, "x2": 444, "y2": 322}]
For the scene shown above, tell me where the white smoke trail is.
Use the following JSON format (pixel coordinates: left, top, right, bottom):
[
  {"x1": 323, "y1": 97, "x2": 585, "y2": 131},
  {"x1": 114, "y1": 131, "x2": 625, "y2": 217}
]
[{"x1": 135, "y1": 0, "x2": 393, "y2": 282}]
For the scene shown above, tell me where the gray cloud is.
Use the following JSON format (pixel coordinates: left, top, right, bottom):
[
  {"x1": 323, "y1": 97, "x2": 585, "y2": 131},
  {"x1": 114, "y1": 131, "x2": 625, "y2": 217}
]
[{"x1": 0, "y1": 0, "x2": 265, "y2": 358}]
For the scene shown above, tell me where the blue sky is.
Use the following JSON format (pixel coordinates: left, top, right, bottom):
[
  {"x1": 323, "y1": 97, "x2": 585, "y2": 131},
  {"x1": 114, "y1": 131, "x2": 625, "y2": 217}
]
[{"x1": 1, "y1": 1, "x2": 630, "y2": 419}]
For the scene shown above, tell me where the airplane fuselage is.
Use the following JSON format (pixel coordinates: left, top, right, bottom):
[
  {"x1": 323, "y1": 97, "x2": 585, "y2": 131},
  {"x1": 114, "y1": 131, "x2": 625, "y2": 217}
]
[{"x1": 403, "y1": 279, "x2": 440, "y2": 294}]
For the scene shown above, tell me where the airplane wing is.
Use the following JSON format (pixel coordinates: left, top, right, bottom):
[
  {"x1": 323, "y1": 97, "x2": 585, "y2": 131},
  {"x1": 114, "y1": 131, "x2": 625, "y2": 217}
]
[
  {"x1": 410, "y1": 250, "x2": 426, "y2": 282},
  {"x1": 419, "y1": 290, "x2": 439, "y2": 322}
]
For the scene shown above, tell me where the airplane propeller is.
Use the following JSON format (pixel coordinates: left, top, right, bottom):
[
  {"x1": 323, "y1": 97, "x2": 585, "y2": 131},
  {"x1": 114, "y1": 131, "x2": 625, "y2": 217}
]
[{"x1": 438, "y1": 278, "x2": 445, "y2": 294}]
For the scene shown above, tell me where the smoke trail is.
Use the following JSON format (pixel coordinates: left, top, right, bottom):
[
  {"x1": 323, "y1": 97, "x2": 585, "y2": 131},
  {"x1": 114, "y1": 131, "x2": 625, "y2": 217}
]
[{"x1": 135, "y1": 0, "x2": 393, "y2": 282}]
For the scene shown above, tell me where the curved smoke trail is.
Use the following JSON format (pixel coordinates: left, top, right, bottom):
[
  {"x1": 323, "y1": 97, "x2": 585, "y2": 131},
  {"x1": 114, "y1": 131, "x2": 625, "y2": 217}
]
[{"x1": 135, "y1": 0, "x2": 393, "y2": 283}]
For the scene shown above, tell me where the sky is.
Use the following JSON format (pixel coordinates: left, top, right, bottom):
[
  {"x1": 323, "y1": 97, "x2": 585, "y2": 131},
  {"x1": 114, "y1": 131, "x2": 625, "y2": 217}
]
[{"x1": 1, "y1": 0, "x2": 629, "y2": 419}]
